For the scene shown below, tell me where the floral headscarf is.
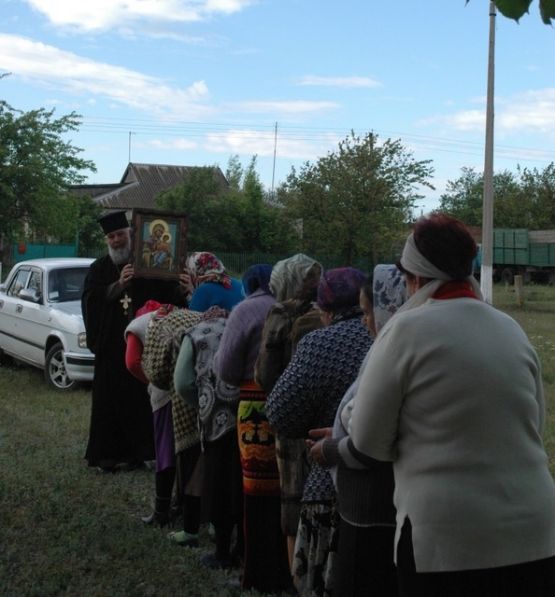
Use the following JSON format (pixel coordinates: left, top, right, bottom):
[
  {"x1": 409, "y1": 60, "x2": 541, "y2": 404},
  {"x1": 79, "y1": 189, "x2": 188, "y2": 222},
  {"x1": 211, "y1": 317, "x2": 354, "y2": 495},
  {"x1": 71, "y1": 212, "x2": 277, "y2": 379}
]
[
  {"x1": 269, "y1": 253, "x2": 322, "y2": 303},
  {"x1": 372, "y1": 264, "x2": 407, "y2": 333},
  {"x1": 242, "y1": 264, "x2": 273, "y2": 296},
  {"x1": 186, "y1": 252, "x2": 232, "y2": 289}
]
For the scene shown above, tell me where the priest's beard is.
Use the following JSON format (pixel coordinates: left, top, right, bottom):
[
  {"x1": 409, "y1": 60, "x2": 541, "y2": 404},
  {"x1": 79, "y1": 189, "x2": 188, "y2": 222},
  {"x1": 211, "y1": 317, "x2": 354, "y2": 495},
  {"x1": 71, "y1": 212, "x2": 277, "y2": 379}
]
[{"x1": 108, "y1": 239, "x2": 131, "y2": 265}]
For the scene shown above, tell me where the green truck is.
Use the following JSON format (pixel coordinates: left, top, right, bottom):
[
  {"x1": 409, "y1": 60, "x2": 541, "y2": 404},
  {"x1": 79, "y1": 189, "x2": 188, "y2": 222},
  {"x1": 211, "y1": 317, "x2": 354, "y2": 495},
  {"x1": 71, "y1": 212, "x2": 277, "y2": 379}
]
[{"x1": 479, "y1": 229, "x2": 555, "y2": 284}]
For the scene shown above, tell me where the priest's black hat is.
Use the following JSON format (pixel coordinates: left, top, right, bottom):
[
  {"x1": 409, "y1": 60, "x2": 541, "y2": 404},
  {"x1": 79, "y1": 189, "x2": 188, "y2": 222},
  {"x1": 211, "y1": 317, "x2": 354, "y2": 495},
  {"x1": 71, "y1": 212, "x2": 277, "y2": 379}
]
[{"x1": 98, "y1": 210, "x2": 129, "y2": 234}]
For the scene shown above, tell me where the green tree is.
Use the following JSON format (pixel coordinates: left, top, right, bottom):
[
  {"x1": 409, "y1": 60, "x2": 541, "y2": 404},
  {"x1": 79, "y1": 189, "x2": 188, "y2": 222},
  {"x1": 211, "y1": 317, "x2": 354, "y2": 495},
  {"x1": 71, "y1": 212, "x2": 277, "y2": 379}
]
[
  {"x1": 277, "y1": 131, "x2": 434, "y2": 265},
  {"x1": 239, "y1": 156, "x2": 264, "y2": 251},
  {"x1": 438, "y1": 164, "x2": 555, "y2": 229},
  {"x1": 225, "y1": 154, "x2": 243, "y2": 191},
  {"x1": 519, "y1": 163, "x2": 555, "y2": 228},
  {"x1": 0, "y1": 101, "x2": 96, "y2": 255},
  {"x1": 157, "y1": 159, "x2": 297, "y2": 255},
  {"x1": 68, "y1": 195, "x2": 106, "y2": 256},
  {"x1": 468, "y1": 0, "x2": 555, "y2": 25},
  {"x1": 156, "y1": 165, "x2": 247, "y2": 252},
  {"x1": 438, "y1": 167, "x2": 484, "y2": 226}
]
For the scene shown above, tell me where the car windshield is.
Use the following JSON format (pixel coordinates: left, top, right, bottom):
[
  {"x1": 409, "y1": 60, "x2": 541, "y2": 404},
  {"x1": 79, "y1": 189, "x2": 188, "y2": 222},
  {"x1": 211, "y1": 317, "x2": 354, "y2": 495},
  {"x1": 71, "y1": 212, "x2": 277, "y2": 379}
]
[{"x1": 47, "y1": 267, "x2": 89, "y2": 303}]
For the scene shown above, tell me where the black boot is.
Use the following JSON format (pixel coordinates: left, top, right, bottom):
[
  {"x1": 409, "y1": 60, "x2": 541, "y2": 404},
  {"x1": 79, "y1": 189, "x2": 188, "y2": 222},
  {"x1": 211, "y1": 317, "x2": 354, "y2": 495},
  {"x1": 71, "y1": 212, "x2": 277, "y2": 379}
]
[{"x1": 142, "y1": 467, "x2": 175, "y2": 527}]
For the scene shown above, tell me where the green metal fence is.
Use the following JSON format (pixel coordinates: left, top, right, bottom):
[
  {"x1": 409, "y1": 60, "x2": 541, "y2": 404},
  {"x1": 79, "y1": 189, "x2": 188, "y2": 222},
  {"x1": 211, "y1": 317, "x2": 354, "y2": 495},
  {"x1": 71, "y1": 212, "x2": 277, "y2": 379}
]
[{"x1": 81, "y1": 248, "x2": 376, "y2": 276}]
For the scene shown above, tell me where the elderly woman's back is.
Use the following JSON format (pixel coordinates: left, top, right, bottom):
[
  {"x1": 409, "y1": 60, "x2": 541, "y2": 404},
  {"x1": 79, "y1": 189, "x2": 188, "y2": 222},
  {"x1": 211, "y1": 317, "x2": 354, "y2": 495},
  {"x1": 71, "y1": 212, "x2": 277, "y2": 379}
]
[
  {"x1": 267, "y1": 267, "x2": 373, "y2": 597},
  {"x1": 349, "y1": 214, "x2": 555, "y2": 597}
]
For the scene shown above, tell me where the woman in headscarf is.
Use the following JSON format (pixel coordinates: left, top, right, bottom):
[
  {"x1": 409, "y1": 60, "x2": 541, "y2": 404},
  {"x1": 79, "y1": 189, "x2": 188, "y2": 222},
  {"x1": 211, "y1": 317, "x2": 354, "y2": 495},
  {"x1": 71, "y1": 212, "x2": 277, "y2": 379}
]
[
  {"x1": 141, "y1": 303, "x2": 203, "y2": 547},
  {"x1": 125, "y1": 300, "x2": 176, "y2": 528},
  {"x1": 267, "y1": 267, "x2": 373, "y2": 597},
  {"x1": 173, "y1": 306, "x2": 242, "y2": 568},
  {"x1": 255, "y1": 254, "x2": 323, "y2": 570},
  {"x1": 348, "y1": 214, "x2": 555, "y2": 597},
  {"x1": 212, "y1": 263, "x2": 291, "y2": 594},
  {"x1": 308, "y1": 265, "x2": 407, "y2": 596},
  {"x1": 185, "y1": 252, "x2": 244, "y2": 312}
]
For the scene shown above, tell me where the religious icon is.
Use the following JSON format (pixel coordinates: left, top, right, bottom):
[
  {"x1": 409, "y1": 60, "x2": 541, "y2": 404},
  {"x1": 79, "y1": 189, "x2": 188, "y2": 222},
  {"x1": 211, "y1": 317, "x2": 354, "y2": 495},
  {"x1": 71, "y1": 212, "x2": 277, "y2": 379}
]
[{"x1": 131, "y1": 209, "x2": 188, "y2": 280}]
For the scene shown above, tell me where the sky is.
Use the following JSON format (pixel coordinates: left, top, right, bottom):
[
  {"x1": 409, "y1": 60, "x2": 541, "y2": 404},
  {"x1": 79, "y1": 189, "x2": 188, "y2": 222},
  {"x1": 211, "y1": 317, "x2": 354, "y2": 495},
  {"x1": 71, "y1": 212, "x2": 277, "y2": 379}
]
[{"x1": 1, "y1": 0, "x2": 555, "y2": 214}]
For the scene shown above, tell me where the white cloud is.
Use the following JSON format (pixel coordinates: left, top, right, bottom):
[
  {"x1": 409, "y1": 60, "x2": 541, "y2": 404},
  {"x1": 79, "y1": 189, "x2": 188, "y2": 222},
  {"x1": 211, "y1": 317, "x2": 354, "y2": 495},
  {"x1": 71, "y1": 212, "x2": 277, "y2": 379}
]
[
  {"x1": 420, "y1": 88, "x2": 555, "y2": 135},
  {"x1": 142, "y1": 138, "x2": 198, "y2": 150},
  {"x1": 235, "y1": 99, "x2": 339, "y2": 116},
  {"x1": 298, "y1": 75, "x2": 381, "y2": 89},
  {"x1": 0, "y1": 34, "x2": 213, "y2": 119},
  {"x1": 203, "y1": 128, "x2": 340, "y2": 160},
  {"x1": 24, "y1": 0, "x2": 255, "y2": 32},
  {"x1": 497, "y1": 89, "x2": 555, "y2": 133}
]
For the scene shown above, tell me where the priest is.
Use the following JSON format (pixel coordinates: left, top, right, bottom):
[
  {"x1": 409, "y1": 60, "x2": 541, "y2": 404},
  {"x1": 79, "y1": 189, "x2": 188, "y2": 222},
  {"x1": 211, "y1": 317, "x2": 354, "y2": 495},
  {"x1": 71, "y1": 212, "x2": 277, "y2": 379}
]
[{"x1": 82, "y1": 210, "x2": 190, "y2": 472}]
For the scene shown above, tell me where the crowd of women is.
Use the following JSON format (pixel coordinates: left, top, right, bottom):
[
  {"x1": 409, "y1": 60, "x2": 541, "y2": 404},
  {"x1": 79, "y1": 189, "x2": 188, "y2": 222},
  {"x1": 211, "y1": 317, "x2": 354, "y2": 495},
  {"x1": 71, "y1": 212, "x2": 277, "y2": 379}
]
[{"x1": 122, "y1": 214, "x2": 555, "y2": 597}]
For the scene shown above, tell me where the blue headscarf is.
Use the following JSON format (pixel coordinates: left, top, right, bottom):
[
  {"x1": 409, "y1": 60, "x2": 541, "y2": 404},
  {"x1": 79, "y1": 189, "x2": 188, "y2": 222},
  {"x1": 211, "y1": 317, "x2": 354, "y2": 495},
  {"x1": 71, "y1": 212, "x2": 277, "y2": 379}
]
[{"x1": 242, "y1": 264, "x2": 273, "y2": 296}]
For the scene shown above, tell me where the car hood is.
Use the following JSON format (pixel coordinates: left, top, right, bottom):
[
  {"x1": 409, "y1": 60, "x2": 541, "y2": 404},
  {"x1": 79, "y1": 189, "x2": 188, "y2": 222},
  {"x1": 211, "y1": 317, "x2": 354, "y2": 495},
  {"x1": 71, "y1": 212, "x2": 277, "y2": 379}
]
[{"x1": 50, "y1": 301, "x2": 84, "y2": 319}]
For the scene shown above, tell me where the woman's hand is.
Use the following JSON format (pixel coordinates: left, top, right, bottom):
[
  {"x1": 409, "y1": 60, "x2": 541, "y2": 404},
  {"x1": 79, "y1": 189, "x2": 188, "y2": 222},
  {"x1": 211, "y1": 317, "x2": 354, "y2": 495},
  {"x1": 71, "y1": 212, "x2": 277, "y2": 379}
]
[
  {"x1": 306, "y1": 427, "x2": 332, "y2": 465},
  {"x1": 178, "y1": 269, "x2": 194, "y2": 297}
]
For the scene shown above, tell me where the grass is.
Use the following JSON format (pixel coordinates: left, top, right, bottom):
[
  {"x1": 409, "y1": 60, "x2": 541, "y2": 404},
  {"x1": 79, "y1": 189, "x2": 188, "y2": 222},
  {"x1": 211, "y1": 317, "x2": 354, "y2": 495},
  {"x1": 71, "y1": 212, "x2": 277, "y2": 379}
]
[
  {"x1": 1, "y1": 284, "x2": 555, "y2": 595},
  {"x1": 493, "y1": 283, "x2": 555, "y2": 471},
  {"x1": 0, "y1": 365, "x2": 260, "y2": 597}
]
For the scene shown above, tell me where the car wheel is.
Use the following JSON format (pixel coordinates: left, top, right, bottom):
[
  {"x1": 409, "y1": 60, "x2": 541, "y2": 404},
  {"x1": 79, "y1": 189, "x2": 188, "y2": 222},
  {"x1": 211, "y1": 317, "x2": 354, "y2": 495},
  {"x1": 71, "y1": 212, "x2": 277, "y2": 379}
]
[{"x1": 45, "y1": 342, "x2": 77, "y2": 391}]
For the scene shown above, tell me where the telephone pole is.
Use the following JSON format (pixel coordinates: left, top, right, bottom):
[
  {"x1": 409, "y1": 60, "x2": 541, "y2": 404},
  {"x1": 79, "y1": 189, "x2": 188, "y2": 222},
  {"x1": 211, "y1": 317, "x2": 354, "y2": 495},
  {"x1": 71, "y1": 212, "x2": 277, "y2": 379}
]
[
  {"x1": 480, "y1": 2, "x2": 496, "y2": 303},
  {"x1": 128, "y1": 131, "x2": 135, "y2": 163}
]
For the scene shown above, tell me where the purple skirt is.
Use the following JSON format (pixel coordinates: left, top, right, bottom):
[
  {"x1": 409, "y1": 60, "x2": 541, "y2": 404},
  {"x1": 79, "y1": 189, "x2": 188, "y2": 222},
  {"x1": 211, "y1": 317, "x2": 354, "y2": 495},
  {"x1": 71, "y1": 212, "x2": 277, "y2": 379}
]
[{"x1": 153, "y1": 402, "x2": 176, "y2": 472}]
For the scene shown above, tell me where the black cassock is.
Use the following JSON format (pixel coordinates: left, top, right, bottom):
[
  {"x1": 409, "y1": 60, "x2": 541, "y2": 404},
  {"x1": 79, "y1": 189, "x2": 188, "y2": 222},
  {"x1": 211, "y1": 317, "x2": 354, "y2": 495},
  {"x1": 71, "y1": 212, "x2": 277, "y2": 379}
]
[{"x1": 81, "y1": 255, "x2": 186, "y2": 468}]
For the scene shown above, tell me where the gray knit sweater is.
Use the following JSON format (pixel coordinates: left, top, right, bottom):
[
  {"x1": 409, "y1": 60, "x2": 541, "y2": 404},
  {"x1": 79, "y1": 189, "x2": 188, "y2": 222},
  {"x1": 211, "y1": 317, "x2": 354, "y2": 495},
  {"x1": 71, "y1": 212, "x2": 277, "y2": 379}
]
[{"x1": 350, "y1": 297, "x2": 555, "y2": 572}]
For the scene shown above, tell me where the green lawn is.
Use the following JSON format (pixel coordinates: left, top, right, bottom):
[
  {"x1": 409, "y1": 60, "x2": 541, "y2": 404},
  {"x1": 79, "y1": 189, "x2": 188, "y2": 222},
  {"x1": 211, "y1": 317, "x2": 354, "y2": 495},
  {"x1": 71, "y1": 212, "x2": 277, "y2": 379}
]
[{"x1": 1, "y1": 284, "x2": 554, "y2": 595}]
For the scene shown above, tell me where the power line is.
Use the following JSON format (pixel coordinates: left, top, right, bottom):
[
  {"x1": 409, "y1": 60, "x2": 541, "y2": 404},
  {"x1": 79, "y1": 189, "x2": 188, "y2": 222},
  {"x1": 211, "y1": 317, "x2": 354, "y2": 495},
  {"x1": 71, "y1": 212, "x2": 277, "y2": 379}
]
[{"x1": 78, "y1": 115, "x2": 555, "y2": 162}]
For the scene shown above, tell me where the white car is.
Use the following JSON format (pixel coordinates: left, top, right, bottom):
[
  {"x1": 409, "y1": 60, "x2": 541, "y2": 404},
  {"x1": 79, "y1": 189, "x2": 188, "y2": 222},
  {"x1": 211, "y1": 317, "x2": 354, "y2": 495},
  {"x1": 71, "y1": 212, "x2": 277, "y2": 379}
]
[{"x1": 0, "y1": 257, "x2": 95, "y2": 390}]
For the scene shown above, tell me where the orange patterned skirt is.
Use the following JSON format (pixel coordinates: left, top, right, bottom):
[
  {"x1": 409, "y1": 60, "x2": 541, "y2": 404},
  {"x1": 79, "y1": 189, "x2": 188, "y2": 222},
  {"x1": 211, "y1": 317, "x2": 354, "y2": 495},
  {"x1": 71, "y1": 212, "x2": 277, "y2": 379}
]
[{"x1": 237, "y1": 381, "x2": 280, "y2": 497}]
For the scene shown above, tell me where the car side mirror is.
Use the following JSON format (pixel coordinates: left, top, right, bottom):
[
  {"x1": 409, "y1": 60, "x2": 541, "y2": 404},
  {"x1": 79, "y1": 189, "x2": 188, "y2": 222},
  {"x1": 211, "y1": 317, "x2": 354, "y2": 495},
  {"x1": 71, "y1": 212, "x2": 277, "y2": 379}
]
[{"x1": 18, "y1": 288, "x2": 41, "y2": 303}]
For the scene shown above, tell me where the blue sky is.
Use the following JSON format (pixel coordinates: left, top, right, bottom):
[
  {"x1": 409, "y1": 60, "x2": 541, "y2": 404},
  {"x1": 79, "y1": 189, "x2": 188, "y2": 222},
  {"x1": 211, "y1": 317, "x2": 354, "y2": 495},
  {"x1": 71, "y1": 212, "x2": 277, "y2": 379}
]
[{"x1": 1, "y1": 0, "x2": 554, "y2": 213}]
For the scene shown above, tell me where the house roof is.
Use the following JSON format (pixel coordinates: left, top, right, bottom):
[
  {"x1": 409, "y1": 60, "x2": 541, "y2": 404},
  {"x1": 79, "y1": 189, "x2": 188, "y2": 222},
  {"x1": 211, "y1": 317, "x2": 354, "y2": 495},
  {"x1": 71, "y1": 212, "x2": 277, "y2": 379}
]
[{"x1": 73, "y1": 162, "x2": 229, "y2": 210}]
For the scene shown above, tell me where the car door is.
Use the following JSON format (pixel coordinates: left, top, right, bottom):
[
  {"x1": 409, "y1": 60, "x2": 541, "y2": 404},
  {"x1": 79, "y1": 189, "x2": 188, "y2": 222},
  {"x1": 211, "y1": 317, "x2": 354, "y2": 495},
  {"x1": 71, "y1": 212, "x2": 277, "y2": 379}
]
[
  {"x1": 0, "y1": 266, "x2": 46, "y2": 365},
  {"x1": 13, "y1": 266, "x2": 49, "y2": 365},
  {"x1": 0, "y1": 265, "x2": 32, "y2": 356}
]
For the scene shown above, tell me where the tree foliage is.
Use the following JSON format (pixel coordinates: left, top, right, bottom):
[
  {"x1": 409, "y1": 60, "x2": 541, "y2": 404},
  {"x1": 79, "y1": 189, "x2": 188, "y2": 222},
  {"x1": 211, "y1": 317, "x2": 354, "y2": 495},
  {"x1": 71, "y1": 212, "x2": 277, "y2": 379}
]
[
  {"x1": 156, "y1": 158, "x2": 295, "y2": 254},
  {"x1": 276, "y1": 132, "x2": 434, "y2": 265},
  {"x1": 438, "y1": 164, "x2": 555, "y2": 229},
  {"x1": 467, "y1": 0, "x2": 555, "y2": 25},
  {"x1": 0, "y1": 101, "x2": 96, "y2": 247}
]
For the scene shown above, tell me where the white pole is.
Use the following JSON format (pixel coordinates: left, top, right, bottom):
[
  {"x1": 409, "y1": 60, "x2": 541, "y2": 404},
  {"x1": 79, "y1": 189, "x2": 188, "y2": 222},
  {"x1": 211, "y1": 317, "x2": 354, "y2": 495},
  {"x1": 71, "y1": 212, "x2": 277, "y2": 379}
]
[
  {"x1": 128, "y1": 131, "x2": 135, "y2": 163},
  {"x1": 271, "y1": 122, "x2": 278, "y2": 198},
  {"x1": 480, "y1": 1, "x2": 496, "y2": 303}
]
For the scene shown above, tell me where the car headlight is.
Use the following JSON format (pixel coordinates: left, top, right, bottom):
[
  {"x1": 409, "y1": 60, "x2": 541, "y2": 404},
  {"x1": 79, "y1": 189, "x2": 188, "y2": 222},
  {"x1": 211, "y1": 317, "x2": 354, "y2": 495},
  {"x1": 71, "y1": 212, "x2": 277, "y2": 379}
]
[{"x1": 78, "y1": 332, "x2": 88, "y2": 349}]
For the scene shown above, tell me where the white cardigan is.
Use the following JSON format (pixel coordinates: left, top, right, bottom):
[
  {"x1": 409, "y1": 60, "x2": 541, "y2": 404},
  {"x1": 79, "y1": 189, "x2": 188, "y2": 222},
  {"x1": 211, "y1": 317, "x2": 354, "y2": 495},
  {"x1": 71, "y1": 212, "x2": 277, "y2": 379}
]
[{"x1": 349, "y1": 297, "x2": 555, "y2": 572}]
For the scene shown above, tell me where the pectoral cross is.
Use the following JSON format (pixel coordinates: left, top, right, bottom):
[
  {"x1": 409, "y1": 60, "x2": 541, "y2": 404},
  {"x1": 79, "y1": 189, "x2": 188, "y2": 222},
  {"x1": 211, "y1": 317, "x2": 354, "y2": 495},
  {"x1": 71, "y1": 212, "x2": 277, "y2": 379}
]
[{"x1": 120, "y1": 292, "x2": 132, "y2": 315}]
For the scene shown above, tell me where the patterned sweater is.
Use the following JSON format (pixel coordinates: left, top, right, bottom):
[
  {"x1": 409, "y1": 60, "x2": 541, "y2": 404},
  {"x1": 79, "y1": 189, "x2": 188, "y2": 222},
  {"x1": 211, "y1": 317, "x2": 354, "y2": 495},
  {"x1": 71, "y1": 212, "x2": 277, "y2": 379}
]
[
  {"x1": 174, "y1": 318, "x2": 241, "y2": 445},
  {"x1": 266, "y1": 314, "x2": 372, "y2": 503}
]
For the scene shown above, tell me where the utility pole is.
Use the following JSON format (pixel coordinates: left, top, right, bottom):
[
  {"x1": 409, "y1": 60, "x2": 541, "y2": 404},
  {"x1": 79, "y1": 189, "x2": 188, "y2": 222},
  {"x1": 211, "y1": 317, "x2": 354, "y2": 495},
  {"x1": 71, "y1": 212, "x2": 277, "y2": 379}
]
[
  {"x1": 271, "y1": 122, "x2": 278, "y2": 198},
  {"x1": 128, "y1": 131, "x2": 135, "y2": 163},
  {"x1": 480, "y1": 1, "x2": 496, "y2": 303}
]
